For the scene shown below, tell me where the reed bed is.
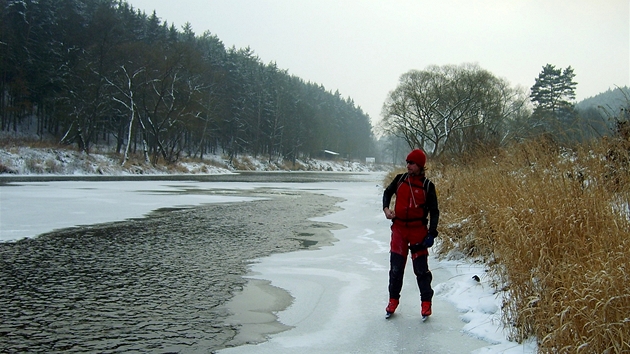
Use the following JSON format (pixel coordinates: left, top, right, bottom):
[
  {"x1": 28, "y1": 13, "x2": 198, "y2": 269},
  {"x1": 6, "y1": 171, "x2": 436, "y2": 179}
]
[{"x1": 431, "y1": 138, "x2": 630, "y2": 353}]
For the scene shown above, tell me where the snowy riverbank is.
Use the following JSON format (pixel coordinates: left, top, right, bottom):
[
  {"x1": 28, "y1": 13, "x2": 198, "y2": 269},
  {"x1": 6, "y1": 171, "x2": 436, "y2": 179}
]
[{"x1": 0, "y1": 145, "x2": 383, "y2": 176}]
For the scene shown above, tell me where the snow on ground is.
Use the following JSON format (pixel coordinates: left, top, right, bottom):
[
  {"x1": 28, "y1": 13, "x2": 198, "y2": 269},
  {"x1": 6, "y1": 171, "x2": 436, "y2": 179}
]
[{"x1": 0, "y1": 146, "x2": 382, "y2": 175}]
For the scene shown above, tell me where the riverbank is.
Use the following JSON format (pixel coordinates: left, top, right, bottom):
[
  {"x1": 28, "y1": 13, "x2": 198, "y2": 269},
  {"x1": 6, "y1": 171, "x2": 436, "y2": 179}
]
[{"x1": 0, "y1": 144, "x2": 383, "y2": 176}]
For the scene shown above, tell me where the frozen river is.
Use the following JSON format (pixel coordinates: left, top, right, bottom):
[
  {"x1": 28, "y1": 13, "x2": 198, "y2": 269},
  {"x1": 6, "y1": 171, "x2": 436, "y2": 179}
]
[{"x1": 0, "y1": 172, "x2": 535, "y2": 353}]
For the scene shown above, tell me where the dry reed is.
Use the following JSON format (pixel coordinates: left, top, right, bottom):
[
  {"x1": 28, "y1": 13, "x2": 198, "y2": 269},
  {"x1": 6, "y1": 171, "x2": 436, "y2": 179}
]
[{"x1": 432, "y1": 138, "x2": 630, "y2": 353}]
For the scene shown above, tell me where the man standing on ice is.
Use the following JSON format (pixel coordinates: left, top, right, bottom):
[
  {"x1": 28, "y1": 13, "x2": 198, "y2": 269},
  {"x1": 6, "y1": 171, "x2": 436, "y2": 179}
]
[{"x1": 382, "y1": 148, "x2": 439, "y2": 319}]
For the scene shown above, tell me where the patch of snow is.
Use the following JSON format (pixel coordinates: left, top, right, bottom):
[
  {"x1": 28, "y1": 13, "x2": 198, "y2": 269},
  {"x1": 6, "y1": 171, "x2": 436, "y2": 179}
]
[{"x1": 0, "y1": 146, "x2": 384, "y2": 175}]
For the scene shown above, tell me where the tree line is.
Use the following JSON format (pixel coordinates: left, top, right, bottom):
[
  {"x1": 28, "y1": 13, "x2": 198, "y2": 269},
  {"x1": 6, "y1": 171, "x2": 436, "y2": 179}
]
[
  {"x1": 0, "y1": 0, "x2": 375, "y2": 164},
  {"x1": 378, "y1": 63, "x2": 623, "y2": 159}
]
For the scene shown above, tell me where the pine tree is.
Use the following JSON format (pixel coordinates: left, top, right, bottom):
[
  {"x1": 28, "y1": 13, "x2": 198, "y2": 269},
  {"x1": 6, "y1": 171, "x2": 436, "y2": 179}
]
[{"x1": 530, "y1": 64, "x2": 577, "y2": 118}]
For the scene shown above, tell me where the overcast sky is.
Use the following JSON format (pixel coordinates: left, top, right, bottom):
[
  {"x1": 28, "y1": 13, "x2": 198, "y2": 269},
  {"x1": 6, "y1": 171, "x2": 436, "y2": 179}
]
[{"x1": 127, "y1": 0, "x2": 629, "y2": 123}]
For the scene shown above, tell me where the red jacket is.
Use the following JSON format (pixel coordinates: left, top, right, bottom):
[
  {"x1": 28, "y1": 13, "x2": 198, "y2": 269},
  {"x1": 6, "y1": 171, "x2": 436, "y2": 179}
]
[{"x1": 383, "y1": 173, "x2": 439, "y2": 235}]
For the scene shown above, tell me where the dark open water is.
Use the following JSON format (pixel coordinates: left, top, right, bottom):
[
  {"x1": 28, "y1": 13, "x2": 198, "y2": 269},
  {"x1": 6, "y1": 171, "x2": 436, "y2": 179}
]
[{"x1": 0, "y1": 172, "x2": 375, "y2": 353}]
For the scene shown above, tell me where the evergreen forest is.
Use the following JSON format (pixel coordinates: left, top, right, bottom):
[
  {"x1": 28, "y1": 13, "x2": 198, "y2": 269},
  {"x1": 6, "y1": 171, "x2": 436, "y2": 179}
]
[{"x1": 0, "y1": 0, "x2": 375, "y2": 164}]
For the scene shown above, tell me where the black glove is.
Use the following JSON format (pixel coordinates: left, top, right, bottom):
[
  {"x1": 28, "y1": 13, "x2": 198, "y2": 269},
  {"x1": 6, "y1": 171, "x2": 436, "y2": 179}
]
[
  {"x1": 409, "y1": 243, "x2": 424, "y2": 253},
  {"x1": 421, "y1": 233, "x2": 436, "y2": 248}
]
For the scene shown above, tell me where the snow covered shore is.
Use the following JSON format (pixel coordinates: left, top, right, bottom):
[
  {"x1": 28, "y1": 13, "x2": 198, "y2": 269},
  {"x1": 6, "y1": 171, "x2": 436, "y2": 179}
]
[{"x1": 0, "y1": 146, "x2": 382, "y2": 176}]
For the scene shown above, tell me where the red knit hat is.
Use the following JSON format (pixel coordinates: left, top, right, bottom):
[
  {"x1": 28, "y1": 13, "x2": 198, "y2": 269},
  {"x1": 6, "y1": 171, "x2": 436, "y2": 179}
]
[{"x1": 406, "y1": 149, "x2": 426, "y2": 167}]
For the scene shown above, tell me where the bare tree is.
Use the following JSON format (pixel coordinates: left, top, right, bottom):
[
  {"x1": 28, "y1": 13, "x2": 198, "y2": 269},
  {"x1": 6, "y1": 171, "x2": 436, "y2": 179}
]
[
  {"x1": 380, "y1": 63, "x2": 528, "y2": 157},
  {"x1": 106, "y1": 65, "x2": 148, "y2": 165}
]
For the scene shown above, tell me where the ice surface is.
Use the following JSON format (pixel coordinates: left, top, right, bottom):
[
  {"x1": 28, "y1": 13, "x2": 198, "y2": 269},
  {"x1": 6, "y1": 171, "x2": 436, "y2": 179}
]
[{"x1": 0, "y1": 175, "x2": 536, "y2": 353}]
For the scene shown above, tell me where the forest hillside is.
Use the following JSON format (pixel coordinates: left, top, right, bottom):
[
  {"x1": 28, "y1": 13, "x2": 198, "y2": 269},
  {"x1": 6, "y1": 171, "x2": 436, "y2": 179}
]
[{"x1": 1, "y1": 0, "x2": 376, "y2": 167}]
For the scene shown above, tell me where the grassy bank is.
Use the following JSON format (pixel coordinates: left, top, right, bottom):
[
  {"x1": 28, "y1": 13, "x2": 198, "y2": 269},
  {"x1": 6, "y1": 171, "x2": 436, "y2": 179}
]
[{"x1": 425, "y1": 138, "x2": 630, "y2": 353}]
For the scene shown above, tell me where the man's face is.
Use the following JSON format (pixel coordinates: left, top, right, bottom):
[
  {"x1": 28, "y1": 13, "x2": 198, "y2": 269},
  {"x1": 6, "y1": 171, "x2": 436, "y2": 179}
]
[{"x1": 406, "y1": 160, "x2": 421, "y2": 175}]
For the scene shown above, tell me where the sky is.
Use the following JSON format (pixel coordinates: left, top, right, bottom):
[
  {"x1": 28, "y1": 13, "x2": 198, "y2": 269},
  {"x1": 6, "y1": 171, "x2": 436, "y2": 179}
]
[
  {"x1": 126, "y1": 0, "x2": 630, "y2": 123},
  {"x1": 0, "y1": 177, "x2": 536, "y2": 352}
]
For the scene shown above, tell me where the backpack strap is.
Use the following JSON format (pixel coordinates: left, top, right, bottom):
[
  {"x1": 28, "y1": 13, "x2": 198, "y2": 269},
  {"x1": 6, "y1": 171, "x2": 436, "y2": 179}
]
[
  {"x1": 394, "y1": 173, "x2": 405, "y2": 192},
  {"x1": 423, "y1": 178, "x2": 432, "y2": 194}
]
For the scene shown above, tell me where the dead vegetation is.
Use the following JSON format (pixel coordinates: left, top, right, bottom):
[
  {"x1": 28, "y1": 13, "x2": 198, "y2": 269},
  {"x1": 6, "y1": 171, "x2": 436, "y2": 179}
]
[{"x1": 427, "y1": 136, "x2": 630, "y2": 353}]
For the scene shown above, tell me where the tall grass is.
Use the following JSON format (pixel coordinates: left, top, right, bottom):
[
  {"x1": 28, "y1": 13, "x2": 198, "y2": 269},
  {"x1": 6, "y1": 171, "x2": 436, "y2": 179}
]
[{"x1": 432, "y1": 138, "x2": 630, "y2": 353}]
